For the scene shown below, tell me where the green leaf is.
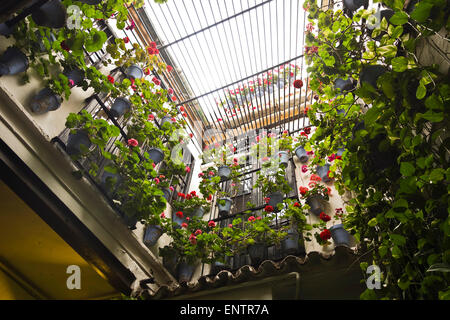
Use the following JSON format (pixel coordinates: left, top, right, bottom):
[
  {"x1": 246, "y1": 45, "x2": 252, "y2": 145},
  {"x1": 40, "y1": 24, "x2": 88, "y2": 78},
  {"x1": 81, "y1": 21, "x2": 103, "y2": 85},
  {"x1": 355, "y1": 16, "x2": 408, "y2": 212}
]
[
  {"x1": 422, "y1": 110, "x2": 444, "y2": 122},
  {"x1": 389, "y1": 11, "x2": 409, "y2": 25},
  {"x1": 378, "y1": 45, "x2": 397, "y2": 58},
  {"x1": 410, "y1": 2, "x2": 434, "y2": 23},
  {"x1": 400, "y1": 162, "x2": 415, "y2": 176},
  {"x1": 429, "y1": 168, "x2": 445, "y2": 183},
  {"x1": 416, "y1": 84, "x2": 426, "y2": 99},
  {"x1": 368, "y1": 217, "x2": 378, "y2": 227},
  {"x1": 392, "y1": 245, "x2": 402, "y2": 259},
  {"x1": 391, "y1": 56, "x2": 408, "y2": 72},
  {"x1": 390, "y1": 234, "x2": 407, "y2": 246}
]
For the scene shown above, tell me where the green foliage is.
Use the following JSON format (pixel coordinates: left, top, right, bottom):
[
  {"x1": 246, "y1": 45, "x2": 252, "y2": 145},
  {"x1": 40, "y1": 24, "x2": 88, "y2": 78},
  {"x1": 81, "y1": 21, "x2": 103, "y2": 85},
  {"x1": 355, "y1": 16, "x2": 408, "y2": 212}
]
[{"x1": 303, "y1": 0, "x2": 450, "y2": 300}]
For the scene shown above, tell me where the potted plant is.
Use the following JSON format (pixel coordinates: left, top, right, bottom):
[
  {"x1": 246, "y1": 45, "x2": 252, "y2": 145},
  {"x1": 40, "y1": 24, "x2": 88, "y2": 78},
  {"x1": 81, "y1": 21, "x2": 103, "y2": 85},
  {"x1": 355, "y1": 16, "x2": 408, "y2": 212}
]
[
  {"x1": 124, "y1": 63, "x2": 144, "y2": 80},
  {"x1": 159, "y1": 245, "x2": 179, "y2": 277},
  {"x1": 110, "y1": 97, "x2": 132, "y2": 118},
  {"x1": 172, "y1": 190, "x2": 211, "y2": 219},
  {"x1": 329, "y1": 223, "x2": 352, "y2": 247},
  {"x1": 299, "y1": 175, "x2": 330, "y2": 216},
  {"x1": 64, "y1": 110, "x2": 120, "y2": 157},
  {"x1": 293, "y1": 129, "x2": 311, "y2": 163},
  {"x1": 343, "y1": 0, "x2": 368, "y2": 12},
  {"x1": 316, "y1": 163, "x2": 332, "y2": 183},
  {"x1": 334, "y1": 78, "x2": 355, "y2": 94},
  {"x1": 31, "y1": 0, "x2": 67, "y2": 29},
  {"x1": 0, "y1": 46, "x2": 29, "y2": 76},
  {"x1": 279, "y1": 199, "x2": 312, "y2": 255},
  {"x1": 30, "y1": 87, "x2": 62, "y2": 114},
  {"x1": 359, "y1": 65, "x2": 386, "y2": 89},
  {"x1": 255, "y1": 163, "x2": 292, "y2": 212},
  {"x1": 277, "y1": 131, "x2": 293, "y2": 167},
  {"x1": 143, "y1": 213, "x2": 170, "y2": 248}
]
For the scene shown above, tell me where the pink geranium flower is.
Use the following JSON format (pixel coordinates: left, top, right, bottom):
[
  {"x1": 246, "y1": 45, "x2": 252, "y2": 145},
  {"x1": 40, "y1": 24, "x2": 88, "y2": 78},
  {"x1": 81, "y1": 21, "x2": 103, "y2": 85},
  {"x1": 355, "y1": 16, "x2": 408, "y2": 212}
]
[{"x1": 127, "y1": 138, "x2": 138, "y2": 147}]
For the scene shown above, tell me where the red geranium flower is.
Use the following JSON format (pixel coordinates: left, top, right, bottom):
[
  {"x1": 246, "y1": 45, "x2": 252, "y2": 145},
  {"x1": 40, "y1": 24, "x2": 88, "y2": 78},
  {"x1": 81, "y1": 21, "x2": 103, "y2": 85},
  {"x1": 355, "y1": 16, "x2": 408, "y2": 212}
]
[
  {"x1": 168, "y1": 88, "x2": 174, "y2": 95},
  {"x1": 176, "y1": 211, "x2": 183, "y2": 218},
  {"x1": 185, "y1": 166, "x2": 191, "y2": 173},
  {"x1": 160, "y1": 213, "x2": 166, "y2": 218},
  {"x1": 264, "y1": 205, "x2": 274, "y2": 212},
  {"x1": 293, "y1": 202, "x2": 301, "y2": 207},
  {"x1": 293, "y1": 79, "x2": 303, "y2": 89},
  {"x1": 208, "y1": 220, "x2": 216, "y2": 228},
  {"x1": 177, "y1": 192, "x2": 185, "y2": 198},
  {"x1": 123, "y1": 37, "x2": 129, "y2": 43},
  {"x1": 248, "y1": 216, "x2": 256, "y2": 222},
  {"x1": 301, "y1": 165, "x2": 308, "y2": 173},
  {"x1": 171, "y1": 96, "x2": 177, "y2": 102},
  {"x1": 189, "y1": 234, "x2": 197, "y2": 245},
  {"x1": 107, "y1": 75, "x2": 115, "y2": 84},
  {"x1": 299, "y1": 186, "x2": 309, "y2": 196},
  {"x1": 207, "y1": 194, "x2": 212, "y2": 201},
  {"x1": 127, "y1": 138, "x2": 138, "y2": 147},
  {"x1": 310, "y1": 174, "x2": 322, "y2": 182},
  {"x1": 320, "y1": 229, "x2": 332, "y2": 241},
  {"x1": 147, "y1": 47, "x2": 155, "y2": 55},
  {"x1": 181, "y1": 222, "x2": 188, "y2": 228},
  {"x1": 319, "y1": 212, "x2": 331, "y2": 222},
  {"x1": 166, "y1": 65, "x2": 173, "y2": 72},
  {"x1": 195, "y1": 229, "x2": 202, "y2": 235},
  {"x1": 148, "y1": 114, "x2": 155, "y2": 121},
  {"x1": 149, "y1": 41, "x2": 157, "y2": 48},
  {"x1": 304, "y1": 127, "x2": 311, "y2": 134}
]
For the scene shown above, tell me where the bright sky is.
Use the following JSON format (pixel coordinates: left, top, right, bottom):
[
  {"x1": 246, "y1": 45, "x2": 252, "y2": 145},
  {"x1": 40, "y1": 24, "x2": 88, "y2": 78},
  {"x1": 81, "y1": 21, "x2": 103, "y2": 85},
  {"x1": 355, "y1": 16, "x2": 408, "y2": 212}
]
[{"x1": 143, "y1": 0, "x2": 308, "y2": 129}]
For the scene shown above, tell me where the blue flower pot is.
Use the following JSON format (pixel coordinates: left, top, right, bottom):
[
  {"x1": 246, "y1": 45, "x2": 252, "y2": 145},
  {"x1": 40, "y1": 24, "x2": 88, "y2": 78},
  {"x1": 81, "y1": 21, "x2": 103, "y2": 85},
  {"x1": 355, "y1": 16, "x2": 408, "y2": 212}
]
[
  {"x1": 334, "y1": 78, "x2": 355, "y2": 93},
  {"x1": 31, "y1": 0, "x2": 67, "y2": 29},
  {"x1": 306, "y1": 194, "x2": 324, "y2": 216},
  {"x1": 217, "y1": 197, "x2": 233, "y2": 216},
  {"x1": 343, "y1": 0, "x2": 368, "y2": 11},
  {"x1": 267, "y1": 191, "x2": 284, "y2": 212},
  {"x1": 64, "y1": 68, "x2": 85, "y2": 87},
  {"x1": 295, "y1": 145, "x2": 309, "y2": 163},
  {"x1": 278, "y1": 151, "x2": 290, "y2": 167},
  {"x1": 162, "y1": 251, "x2": 179, "y2": 276},
  {"x1": 147, "y1": 147, "x2": 165, "y2": 164},
  {"x1": 329, "y1": 224, "x2": 351, "y2": 246},
  {"x1": 281, "y1": 229, "x2": 300, "y2": 255},
  {"x1": 110, "y1": 97, "x2": 131, "y2": 118},
  {"x1": 177, "y1": 260, "x2": 196, "y2": 283},
  {"x1": 192, "y1": 207, "x2": 205, "y2": 218},
  {"x1": 232, "y1": 253, "x2": 251, "y2": 269},
  {"x1": 161, "y1": 188, "x2": 172, "y2": 201},
  {"x1": 217, "y1": 165, "x2": 231, "y2": 181},
  {"x1": 100, "y1": 169, "x2": 121, "y2": 193},
  {"x1": 30, "y1": 88, "x2": 62, "y2": 114},
  {"x1": 211, "y1": 261, "x2": 228, "y2": 274},
  {"x1": 124, "y1": 64, "x2": 144, "y2": 79},
  {"x1": 34, "y1": 31, "x2": 57, "y2": 52},
  {"x1": 160, "y1": 116, "x2": 172, "y2": 128},
  {"x1": 359, "y1": 65, "x2": 386, "y2": 89},
  {"x1": 66, "y1": 131, "x2": 91, "y2": 156},
  {"x1": 248, "y1": 243, "x2": 267, "y2": 265},
  {"x1": 337, "y1": 148, "x2": 345, "y2": 157},
  {"x1": 0, "y1": 47, "x2": 29, "y2": 76},
  {"x1": 143, "y1": 225, "x2": 163, "y2": 247},
  {"x1": 316, "y1": 163, "x2": 332, "y2": 183}
]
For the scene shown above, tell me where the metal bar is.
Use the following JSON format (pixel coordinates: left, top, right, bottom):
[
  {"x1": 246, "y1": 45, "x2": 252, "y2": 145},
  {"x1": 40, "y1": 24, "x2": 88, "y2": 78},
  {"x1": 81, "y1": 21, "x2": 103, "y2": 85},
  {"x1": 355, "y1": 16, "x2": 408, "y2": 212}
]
[
  {"x1": 157, "y1": 0, "x2": 273, "y2": 51},
  {"x1": 176, "y1": 54, "x2": 305, "y2": 109}
]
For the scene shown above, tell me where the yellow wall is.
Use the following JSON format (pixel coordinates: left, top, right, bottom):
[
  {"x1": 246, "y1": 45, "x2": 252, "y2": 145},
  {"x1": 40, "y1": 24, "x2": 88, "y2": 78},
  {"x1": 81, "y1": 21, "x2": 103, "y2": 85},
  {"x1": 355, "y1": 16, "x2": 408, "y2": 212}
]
[{"x1": 0, "y1": 180, "x2": 119, "y2": 300}]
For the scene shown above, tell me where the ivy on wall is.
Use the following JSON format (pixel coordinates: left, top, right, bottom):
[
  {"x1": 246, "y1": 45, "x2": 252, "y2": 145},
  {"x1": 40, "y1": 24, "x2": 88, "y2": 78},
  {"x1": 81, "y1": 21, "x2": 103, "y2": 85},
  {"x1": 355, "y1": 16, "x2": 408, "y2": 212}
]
[{"x1": 303, "y1": 0, "x2": 449, "y2": 299}]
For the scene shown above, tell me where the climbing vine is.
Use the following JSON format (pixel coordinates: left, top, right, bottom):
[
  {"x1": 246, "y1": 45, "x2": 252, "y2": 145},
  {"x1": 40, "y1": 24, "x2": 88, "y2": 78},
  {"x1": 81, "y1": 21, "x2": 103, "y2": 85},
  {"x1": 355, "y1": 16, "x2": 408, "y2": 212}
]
[{"x1": 303, "y1": 0, "x2": 449, "y2": 299}]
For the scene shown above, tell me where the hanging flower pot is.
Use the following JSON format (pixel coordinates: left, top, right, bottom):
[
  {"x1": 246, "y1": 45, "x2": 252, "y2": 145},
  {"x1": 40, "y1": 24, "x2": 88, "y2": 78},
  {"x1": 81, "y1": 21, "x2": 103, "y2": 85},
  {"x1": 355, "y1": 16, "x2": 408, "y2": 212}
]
[
  {"x1": 161, "y1": 188, "x2": 172, "y2": 201},
  {"x1": 110, "y1": 97, "x2": 131, "y2": 118},
  {"x1": 217, "y1": 197, "x2": 233, "y2": 216},
  {"x1": 267, "y1": 244, "x2": 283, "y2": 261},
  {"x1": 343, "y1": 0, "x2": 368, "y2": 12},
  {"x1": 281, "y1": 228, "x2": 300, "y2": 255},
  {"x1": 306, "y1": 194, "x2": 324, "y2": 216},
  {"x1": 232, "y1": 253, "x2": 251, "y2": 269},
  {"x1": 359, "y1": 65, "x2": 386, "y2": 89},
  {"x1": 147, "y1": 147, "x2": 165, "y2": 164},
  {"x1": 160, "y1": 115, "x2": 172, "y2": 127},
  {"x1": 192, "y1": 206, "x2": 205, "y2": 218},
  {"x1": 30, "y1": 88, "x2": 62, "y2": 114},
  {"x1": 161, "y1": 248, "x2": 179, "y2": 276},
  {"x1": 177, "y1": 260, "x2": 196, "y2": 283},
  {"x1": 278, "y1": 151, "x2": 290, "y2": 167},
  {"x1": 33, "y1": 31, "x2": 57, "y2": 52},
  {"x1": 329, "y1": 224, "x2": 351, "y2": 247},
  {"x1": 316, "y1": 164, "x2": 332, "y2": 183},
  {"x1": 66, "y1": 130, "x2": 92, "y2": 156},
  {"x1": 267, "y1": 191, "x2": 284, "y2": 212},
  {"x1": 0, "y1": 47, "x2": 29, "y2": 76},
  {"x1": 217, "y1": 165, "x2": 232, "y2": 181},
  {"x1": 31, "y1": 0, "x2": 68, "y2": 29},
  {"x1": 100, "y1": 169, "x2": 121, "y2": 193},
  {"x1": 248, "y1": 243, "x2": 267, "y2": 265},
  {"x1": 124, "y1": 64, "x2": 144, "y2": 80},
  {"x1": 294, "y1": 145, "x2": 309, "y2": 163},
  {"x1": 143, "y1": 225, "x2": 163, "y2": 247},
  {"x1": 64, "y1": 68, "x2": 85, "y2": 87},
  {"x1": 334, "y1": 78, "x2": 355, "y2": 93}
]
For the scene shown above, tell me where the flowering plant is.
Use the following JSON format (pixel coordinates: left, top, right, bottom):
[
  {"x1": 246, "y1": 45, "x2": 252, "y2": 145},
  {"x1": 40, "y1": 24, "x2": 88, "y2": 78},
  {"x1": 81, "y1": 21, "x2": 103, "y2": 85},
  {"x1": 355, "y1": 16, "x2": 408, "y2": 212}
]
[
  {"x1": 298, "y1": 180, "x2": 330, "y2": 201},
  {"x1": 280, "y1": 199, "x2": 313, "y2": 236},
  {"x1": 172, "y1": 190, "x2": 211, "y2": 216}
]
